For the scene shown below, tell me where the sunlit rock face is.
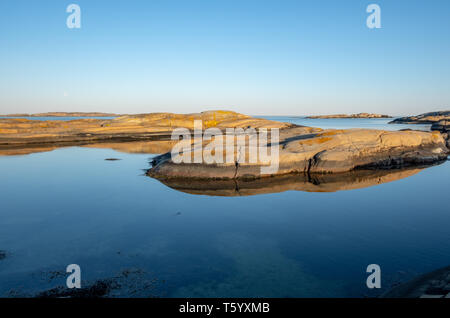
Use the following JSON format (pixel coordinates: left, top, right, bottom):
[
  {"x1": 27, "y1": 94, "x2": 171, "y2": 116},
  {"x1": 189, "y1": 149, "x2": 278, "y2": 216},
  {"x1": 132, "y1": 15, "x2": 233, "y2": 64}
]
[{"x1": 389, "y1": 111, "x2": 450, "y2": 152}]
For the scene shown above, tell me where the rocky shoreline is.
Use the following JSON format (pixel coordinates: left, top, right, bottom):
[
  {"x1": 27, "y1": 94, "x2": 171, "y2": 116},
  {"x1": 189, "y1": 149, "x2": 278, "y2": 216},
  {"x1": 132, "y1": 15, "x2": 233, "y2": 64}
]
[
  {"x1": 306, "y1": 113, "x2": 391, "y2": 119},
  {"x1": 389, "y1": 110, "x2": 450, "y2": 125},
  {"x1": 431, "y1": 120, "x2": 450, "y2": 133},
  {"x1": 0, "y1": 111, "x2": 291, "y2": 147},
  {"x1": 389, "y1": 110, "x2": 450, "y2": 148},
  {"x1": 0, "y1": 112, "x2": 119, "y2": 117},
  {"x1": 1, "y1": 110, "x2": 448, "y2": 179}
]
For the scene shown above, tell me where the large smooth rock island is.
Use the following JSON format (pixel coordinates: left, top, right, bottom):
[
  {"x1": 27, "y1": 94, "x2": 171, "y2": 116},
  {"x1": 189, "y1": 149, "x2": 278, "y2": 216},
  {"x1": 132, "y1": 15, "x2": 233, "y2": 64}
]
[{"x1": 149, "y1": 124, "x2": 448, "y2": 179}]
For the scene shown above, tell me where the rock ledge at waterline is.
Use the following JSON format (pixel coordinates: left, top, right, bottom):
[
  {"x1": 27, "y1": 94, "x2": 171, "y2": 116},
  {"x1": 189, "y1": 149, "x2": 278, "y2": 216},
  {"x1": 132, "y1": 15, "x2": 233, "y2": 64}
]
[{"x1": 148, "y1": 123, "x2": 449, "y2": 180}]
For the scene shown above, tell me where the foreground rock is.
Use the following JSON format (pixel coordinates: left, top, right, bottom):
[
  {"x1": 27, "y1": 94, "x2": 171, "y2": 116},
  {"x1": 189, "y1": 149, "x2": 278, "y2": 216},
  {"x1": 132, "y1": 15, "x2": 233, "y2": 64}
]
[
  {"x1": 0, "y1": 111, "x2": 292, "y2": 147},
  {"x1": 148, "y1": 127, "x2": 448, "y2": 179},
  {"x1": 307, "y1": 113, "x2": 391, "y2": 119},
  {"x1": 382, "y1": 265, "x2": 450, "y2": 298},
  {"x1": 36, "y1": 279, "x2": 116, "y2": 298},
  {"x1": 389, "y1": 110, "x2": 450, "y2": 125},
  {"x1": 151, "y1": 167, "x2": 424, "y2": 196},
  {"x1": 31, "y1": 268, "x2": 159, "y2": 298}
]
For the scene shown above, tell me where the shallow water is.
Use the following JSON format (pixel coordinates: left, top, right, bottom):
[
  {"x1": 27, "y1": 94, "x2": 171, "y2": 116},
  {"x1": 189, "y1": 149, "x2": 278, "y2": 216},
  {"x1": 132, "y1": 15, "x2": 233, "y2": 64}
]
[
  {"x1": 262, "y1": 116, "x2": 432, "y2": 131},
  {"x1": 0, "y1": 117, "x2": 448, "y2": 297}
]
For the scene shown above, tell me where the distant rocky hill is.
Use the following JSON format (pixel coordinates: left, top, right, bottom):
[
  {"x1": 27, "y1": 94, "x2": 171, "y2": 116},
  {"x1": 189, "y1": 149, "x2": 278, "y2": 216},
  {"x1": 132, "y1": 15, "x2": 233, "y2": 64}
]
[
  {"x1": 307, "y1": 113, "x2": 391, "y2": 119},
  {"x1": 0, "y1": 110, "x2": 292, "y2": 146},
  {"x1": 0, "y1": 112, "x2": 119, "y2": 117},
  {"x1": 389, "y1": 110, "x2": 450, "y2": 125}
]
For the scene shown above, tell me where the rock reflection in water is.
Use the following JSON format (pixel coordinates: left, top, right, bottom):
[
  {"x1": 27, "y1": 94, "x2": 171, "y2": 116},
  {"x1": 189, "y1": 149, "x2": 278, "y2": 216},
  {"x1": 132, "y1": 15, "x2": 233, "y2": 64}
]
[
  {"x1": 0, "y1": 140, "x2": 176, "y2": 156},
  {"x1": 149, "y1": 168, "x2": 424, "y2": 196}
]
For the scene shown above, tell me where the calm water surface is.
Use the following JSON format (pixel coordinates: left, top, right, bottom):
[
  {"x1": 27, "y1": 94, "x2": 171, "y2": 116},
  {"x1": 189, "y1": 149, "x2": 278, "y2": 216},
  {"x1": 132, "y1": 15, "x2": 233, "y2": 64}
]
[
  {"x1": 262, "y1": 116, "x2": 432, "y2": 131},
  {"x1": 0, "y1": 117, "x2": 448, "y2": 297}
]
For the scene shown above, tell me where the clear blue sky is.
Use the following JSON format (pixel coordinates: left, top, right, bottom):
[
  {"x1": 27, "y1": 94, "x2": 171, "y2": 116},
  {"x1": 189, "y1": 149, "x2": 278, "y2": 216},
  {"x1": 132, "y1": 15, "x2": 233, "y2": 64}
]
[{"x1": 0, "y1": 0, "x2": 449, "y2": 116}]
